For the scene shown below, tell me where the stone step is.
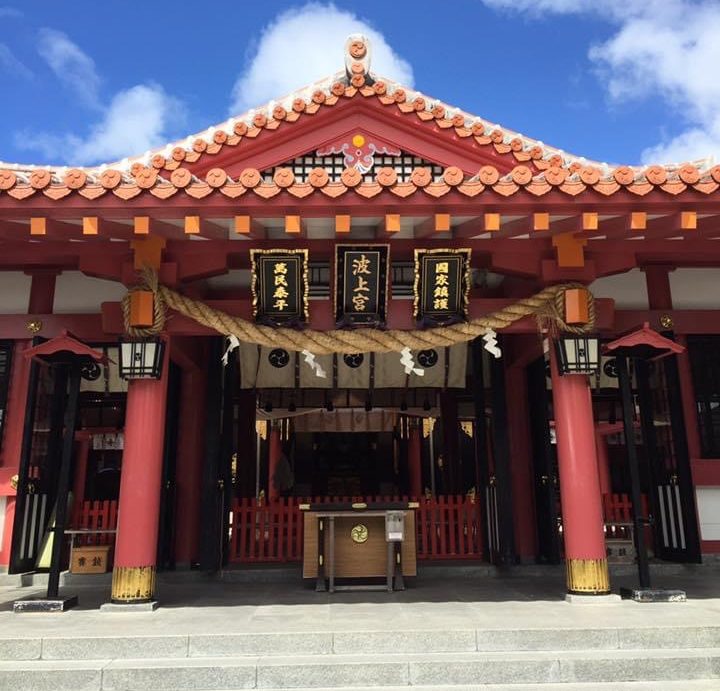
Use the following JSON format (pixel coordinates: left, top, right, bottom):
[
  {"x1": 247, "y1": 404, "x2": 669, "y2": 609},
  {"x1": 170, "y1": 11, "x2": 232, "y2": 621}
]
[
  {"x1": 4, "y1": 626, "x2": 720, "y2": 661},
  {"x1": 1, "y1": 649, "x2": 719, "y2": 690},
  {"x1": 216, "y1": 687, "x2": 720, "y2": 691}
]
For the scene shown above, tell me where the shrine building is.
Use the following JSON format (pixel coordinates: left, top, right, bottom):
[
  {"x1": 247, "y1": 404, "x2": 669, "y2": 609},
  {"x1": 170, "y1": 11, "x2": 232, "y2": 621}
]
[{"x1": 1, "y1": 35, "x2": 720, "y2": 605}]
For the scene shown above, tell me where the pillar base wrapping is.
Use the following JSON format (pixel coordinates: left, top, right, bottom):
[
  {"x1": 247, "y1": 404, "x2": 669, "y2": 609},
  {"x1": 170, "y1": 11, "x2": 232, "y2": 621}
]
[
  {"x1": 566, "y1": 557, "x2": 610, "y2": 595},
  {"x1": 111, "y1": 565, "x2": 156, "y2": 603}
]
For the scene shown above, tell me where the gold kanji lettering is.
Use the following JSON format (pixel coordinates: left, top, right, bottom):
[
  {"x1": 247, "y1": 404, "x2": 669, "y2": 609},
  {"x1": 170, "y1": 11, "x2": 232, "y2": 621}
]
[
  {"x1": 433, "y1": 285, "x2": 449, "y2": 298},
  {"x1": 352, "y1": 254, "x2": 372, "y2": 275},
  {"x1": 274, "y1": 274, "x2": 288, "y2": 287},
  {"x1": 274, "y1": 262, "x2": 288, "y2": 274},
  {"x1": 273, "y1": 298, "x2": 288, "y2": 311},
  {"x1": 272, "y1": 286, "x2": 289, "y2": 299},
  {"x1": 435, "y1": 273, "x2": 449, "y2": 286},
  {"x1": 434, "y1": 261, "x2": 449, "y2": 274},
  {"x1": 353, "y1": 276, "x2": 370, "y2": 293},
  {"x1": 433, "y1": 298, "x2": 449, "y2": 310},
  {"x1": 352, "y1": 294, "x2": 370, "y2": 311}
]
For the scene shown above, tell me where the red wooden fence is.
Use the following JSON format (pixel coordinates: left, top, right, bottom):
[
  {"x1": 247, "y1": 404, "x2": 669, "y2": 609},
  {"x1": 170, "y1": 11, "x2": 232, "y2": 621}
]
[
  {"x1": 228, "y1": 495, "x2": 483, "y2": 563},
  {"x1": 70, "y1": 500, "x2": 118, "y2": 546},
  {"x1": 415, "y1": 495, "x2": 483, "y2": 560},
  {"x1": 602, "y1": 493, "x2": 651, "y2": 544}
]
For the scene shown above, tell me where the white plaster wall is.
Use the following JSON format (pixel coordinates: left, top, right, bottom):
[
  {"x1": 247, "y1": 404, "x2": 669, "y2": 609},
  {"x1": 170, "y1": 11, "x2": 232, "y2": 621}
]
[
  {"x1": 0, "y1": 272, "x2": 31, "y2": 314},
  {"x1": 696, "y1": 487, "x2": 720, "y2": 540},
  {"x1": 670, "y1": 269, "x2": 720, "y2": 309},
  {"x1": 53, "y1": 271, "x2": 125, "y2": 314},
  {"x1": 589, "y1": 268, "x2": 649, "y2": 309}
]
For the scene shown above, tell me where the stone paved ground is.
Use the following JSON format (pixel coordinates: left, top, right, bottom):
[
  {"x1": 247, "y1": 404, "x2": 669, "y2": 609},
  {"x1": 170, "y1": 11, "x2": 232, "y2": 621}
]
[{"x1": 2, "y1": 563, "x2": 720, "y2": 637}]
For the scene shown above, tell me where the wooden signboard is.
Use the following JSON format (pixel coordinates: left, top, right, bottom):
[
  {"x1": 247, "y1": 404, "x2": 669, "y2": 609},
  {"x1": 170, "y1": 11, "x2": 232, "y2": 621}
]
[
  {"x1": 335, "y1": 244, "x2": 389, "y2": 327},
  {"x1": 250, "y1": 249, "x2": 308, "y2": 326},
  {"x1": 413, "y1": 248, "x2": 472, "y2": 326}
]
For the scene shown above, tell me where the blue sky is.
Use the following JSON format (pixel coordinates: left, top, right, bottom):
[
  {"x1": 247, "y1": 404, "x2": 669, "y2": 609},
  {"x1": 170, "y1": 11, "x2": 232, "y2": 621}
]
[{"x1": 1, "y1": 1, "x2": 719, "y2": 167}]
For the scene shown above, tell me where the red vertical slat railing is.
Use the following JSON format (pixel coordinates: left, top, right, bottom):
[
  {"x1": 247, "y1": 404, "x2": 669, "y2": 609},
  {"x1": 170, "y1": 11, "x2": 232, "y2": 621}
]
[{"x1": 228, "y1": 495, "x2": 484, "y2": 564}]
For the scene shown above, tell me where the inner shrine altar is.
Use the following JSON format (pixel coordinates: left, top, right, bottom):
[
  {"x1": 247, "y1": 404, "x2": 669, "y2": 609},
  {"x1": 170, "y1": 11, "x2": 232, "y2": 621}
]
[{"x1": 301, "y1": 502, "x2": 417, "y2": 592}]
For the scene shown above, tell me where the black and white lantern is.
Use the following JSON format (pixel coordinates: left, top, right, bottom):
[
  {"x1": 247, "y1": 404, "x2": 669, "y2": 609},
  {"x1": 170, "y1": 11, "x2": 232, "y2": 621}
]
[
  {"x1": 118, "y1": 337, "x2": 165, "y2": 380},
  {"x1": 555, "y1": 335, "x2": 600, "y2": 375}
]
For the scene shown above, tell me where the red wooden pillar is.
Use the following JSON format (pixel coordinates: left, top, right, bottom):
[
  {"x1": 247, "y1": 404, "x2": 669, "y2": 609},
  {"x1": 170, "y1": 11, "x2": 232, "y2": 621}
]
[
  {"x1": 110, "y1": 347, "x2": 169, "y2": 604},
  {"x1": 268, "y1": 426, "x2": 282, "y2": 502},
  {"x1": 174, "y1": 365, "x2": 206, "y2": 566},
  {"x1": 1, "y1": 272, "x2": 57, "y2": 569},
  {"x1": 27, "y1": 270, "x2": 58, "y2": 314},
  {"x1": 71, "y1": 433, "x2": 91, "y2": 508},
  {"x1": 644, "y1": 268, "x2": 702, "y2": 462},
  {"x1": 550, "y1": 346, "x2": 610, "y2": 595},
  {"x1": 505, "y1": 364, "x2": 538, "y2": 560},
  {"x1": 676, "y1": 335, "x2": 702, "y2": 459},
  {"x1": 0, "y1": 341, "x2": 31, "y2": 568},
  {"x1": 408, "y1": 425, "x2": 422, "y2": 500},
  {"x1": 594, "y1": 431, "x2": 612, "y2": 497}
]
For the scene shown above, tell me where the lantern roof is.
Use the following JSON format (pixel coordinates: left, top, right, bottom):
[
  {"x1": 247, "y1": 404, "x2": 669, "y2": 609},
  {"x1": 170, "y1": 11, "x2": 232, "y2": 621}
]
[
  {"x1": 24, "y1": 330, "x2": 108, "y2": 364},
  {"x1": 604, "y1": 322, "x2": 685, "y2": 360}
]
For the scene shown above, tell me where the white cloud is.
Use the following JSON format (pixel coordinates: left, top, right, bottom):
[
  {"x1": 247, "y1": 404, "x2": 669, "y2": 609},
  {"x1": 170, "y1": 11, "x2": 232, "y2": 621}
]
[
  {"x1": 481, "y1": 0, "x2": 720, "y2": 164},
  {"x1": 229, "y1": 2, "x2": 414, "y2": 114},
  {"x1": 16, "y1": 84, "x2": 183, "y2": 166},
  {"x1": 37, "y1": 28, "x2": 101, "y2": 108},
  {"x1": 0, "y1": 42, "x2": 32, "y2": 79}
]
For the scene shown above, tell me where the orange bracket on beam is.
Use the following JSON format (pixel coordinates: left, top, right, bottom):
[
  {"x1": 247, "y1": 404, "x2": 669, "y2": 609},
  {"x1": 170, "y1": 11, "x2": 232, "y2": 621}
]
[
  {"x1": 681, "y1": 211, "x2": 697, "y2": 231},
  {"x1": 533, "y1": 213, "x2": 549, "y2": 231},
  {"x1": 484, "y1": 213, "x2": 500, "y2": 232},
  {"x1": 434, "y1": 214, "x2": 451, "y2": 232},
  {"x1": 631, "y1": 212, "x2": 647, "y2": 231},
  {"x1": 564, "y1": 287, "x2": 590, "y2": 325},
  {"x1": 234, "y1": 216, "x2": 251, "y2": 234},
  {"x1": 582, "y1": 212, "x2": 598, "y2": 231},
  {"x1": 131, "y1": 236, "x2": 166, "y2": 271},
  {"x1": 129, "y1": 291, "x2": 154, "y2": 327},
  {"x1": 385, "y1": 214, "x2": 401, "y2": 233},
  {"x1": 185, "y1": 216, "x2": 200, "y2": 234},
  {"x1": 134, "y1": 217, "x2": 150, "y2": 235},
  {"x1": 335, "y1": 214, "x2": 351, "y2": 233},
  {"x1": 30, "y1": 218, "x2": 46, "y2": 236},
  {"x1": 552, "y1": 233, "x2": 587, "y2": 268},
  {"x1": 285, "y1": 215, "x2": 301, "y2": 234},
  {"x1": 83, "y1": 217, "x2": 98, "y2": 235}
]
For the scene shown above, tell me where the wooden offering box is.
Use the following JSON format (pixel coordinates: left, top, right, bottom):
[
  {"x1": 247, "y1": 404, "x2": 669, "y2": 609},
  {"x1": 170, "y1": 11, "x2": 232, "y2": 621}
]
[{"x1": 301, "y1": 502, "x2": 417, "y2": 590}]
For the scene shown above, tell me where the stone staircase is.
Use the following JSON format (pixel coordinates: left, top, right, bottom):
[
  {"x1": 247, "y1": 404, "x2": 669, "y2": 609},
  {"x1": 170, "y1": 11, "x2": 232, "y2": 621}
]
[{"x1": 1, "y1": 626, "x2": 719, "y2": 690}]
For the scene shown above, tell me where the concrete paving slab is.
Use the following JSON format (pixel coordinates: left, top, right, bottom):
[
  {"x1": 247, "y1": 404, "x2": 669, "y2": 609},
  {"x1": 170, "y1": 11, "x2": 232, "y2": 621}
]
[
  {"x1": 102, "y1": 656, "x2": 257, "y2": 690},
  {"x1": 41, "y1": 634, "x2": 189, "y2": 660},
  {"x1": 188, "y1": 632, "x2": 332, "y2": 657},
  {"x1": 0, "y1": 658, "x2": 106, "y2": 691}
]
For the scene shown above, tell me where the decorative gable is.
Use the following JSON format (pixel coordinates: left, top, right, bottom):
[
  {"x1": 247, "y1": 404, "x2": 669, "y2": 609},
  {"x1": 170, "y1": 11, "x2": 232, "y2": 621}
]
[{"x1": 261, "y1": 131, "x2": 445, "y2": 183}]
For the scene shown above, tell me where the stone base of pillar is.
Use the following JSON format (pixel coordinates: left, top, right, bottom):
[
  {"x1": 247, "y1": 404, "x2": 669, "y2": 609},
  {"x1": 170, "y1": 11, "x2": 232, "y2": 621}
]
[
  {"x1": 566, "y1": 557, "x2": 610, "y2": 595},
  {"x1": 111, "y1": 565, "x2": 156, "y2": 604},
  {"x1": 100, "y1": 600, "x2": 158, "y2": 612},
  {"x1": 565, "y1": 593, "x2": 621, "y2": 604}
]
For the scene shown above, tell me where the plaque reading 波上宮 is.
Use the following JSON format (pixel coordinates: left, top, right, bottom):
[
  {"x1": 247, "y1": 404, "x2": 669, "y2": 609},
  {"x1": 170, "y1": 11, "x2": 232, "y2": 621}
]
[
  {"x1": 250, "y1": 249, "x2": 308, "y2": 326},
  {"x1": 413, "y1": 249, "x2": 471, "y2": 326},
  {"x1": 335, "y1": 245, "x2": 389, "y2": 327}
]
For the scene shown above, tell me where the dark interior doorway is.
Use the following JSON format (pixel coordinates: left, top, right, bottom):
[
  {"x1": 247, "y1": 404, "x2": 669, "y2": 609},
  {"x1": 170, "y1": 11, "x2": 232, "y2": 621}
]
[{"x1": 292, "y1": 431, "x2": 395, "y2": 497}]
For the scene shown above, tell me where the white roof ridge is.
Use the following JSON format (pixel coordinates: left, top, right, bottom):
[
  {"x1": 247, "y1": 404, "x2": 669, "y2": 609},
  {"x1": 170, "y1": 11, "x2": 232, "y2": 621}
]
[{"x1": 1, "y1": 71, "x2": 716, "y2": 175}]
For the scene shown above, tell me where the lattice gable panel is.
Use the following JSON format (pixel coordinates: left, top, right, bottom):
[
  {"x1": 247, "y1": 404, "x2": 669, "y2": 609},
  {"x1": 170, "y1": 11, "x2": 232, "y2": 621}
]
[
  {"x1": 261, "y1": 128, "x2": 447, "y2": 184},
  {"x1": 262, "y1": 150, "x2": 445, "y2": 184}
]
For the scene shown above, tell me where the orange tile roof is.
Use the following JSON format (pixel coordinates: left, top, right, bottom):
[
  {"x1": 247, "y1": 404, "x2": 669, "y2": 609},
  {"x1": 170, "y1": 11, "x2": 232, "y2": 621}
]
[
  {"x1": 1, "y1": 34, "x2": 718, "y2": 202},
  {"x1": 1, "y1": 161, "x2": 719, "y2": 203}
]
